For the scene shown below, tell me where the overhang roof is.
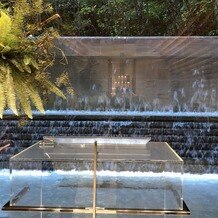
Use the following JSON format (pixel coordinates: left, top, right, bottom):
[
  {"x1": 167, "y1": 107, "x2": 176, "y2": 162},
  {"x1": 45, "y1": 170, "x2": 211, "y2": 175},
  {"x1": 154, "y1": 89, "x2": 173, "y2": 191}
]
[{"x1": 57, "y1": 36, "x2": 218, "y2": 59}]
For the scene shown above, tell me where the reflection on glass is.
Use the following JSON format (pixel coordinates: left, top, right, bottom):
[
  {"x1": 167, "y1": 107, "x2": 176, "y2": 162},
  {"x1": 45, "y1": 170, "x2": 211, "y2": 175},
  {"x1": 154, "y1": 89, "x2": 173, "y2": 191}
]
[
  {"x1": 47, "y1": 37, "x2": 218, "y2": 114},
  {"x1": 9, "y1": 136, "x2": 184, "y2": 215}
]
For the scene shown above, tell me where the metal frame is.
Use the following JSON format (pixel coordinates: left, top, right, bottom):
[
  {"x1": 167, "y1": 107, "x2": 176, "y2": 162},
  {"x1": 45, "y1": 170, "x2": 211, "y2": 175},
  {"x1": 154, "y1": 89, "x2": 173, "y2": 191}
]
[
  {"x1": 2, "y1": 200, "x2": 190, "y2": 215},
  {"x1": 2, "y1": 141, "x2": 190, "y2": 216}
]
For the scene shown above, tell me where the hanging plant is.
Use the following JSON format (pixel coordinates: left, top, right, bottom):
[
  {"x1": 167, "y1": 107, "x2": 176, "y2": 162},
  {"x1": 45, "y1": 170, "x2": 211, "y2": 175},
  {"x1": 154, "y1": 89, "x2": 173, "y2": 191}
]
[{"x1": 0, "y1": 0, "x2": 66, "y2": 119}]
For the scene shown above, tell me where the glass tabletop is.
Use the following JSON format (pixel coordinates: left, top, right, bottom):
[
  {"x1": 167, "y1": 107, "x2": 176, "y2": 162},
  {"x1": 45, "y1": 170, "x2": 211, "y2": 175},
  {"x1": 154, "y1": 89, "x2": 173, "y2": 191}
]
[{"x1": 10, "y1": 137, "x2": 182, "y2": 163}]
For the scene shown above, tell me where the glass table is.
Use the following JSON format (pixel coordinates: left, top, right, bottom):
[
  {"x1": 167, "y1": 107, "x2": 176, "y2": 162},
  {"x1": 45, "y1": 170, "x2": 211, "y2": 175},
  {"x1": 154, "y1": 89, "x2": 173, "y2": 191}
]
[{"x1": 2, "y1": 136, "x2": 190, "y2": 217}]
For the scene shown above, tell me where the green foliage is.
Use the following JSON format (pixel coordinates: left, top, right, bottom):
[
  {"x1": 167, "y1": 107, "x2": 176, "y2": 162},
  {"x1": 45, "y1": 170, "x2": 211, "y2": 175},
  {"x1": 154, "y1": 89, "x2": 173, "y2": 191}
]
[
  {"x1": 177, "y1": 0, "x2": 217, "y2": 35},
  {"x1": 0, "y1": 0, "x2": 66, "y2": 119},
  {"x1": 50, "y1": 0, "x2": 217, "y2": 36}
]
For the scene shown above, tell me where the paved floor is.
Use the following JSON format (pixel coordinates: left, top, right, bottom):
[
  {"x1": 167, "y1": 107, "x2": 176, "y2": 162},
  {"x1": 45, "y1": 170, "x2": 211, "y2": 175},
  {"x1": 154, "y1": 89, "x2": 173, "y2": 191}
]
[{"x1": 0, "y1": 170, "x2": 218, "y2": 218}]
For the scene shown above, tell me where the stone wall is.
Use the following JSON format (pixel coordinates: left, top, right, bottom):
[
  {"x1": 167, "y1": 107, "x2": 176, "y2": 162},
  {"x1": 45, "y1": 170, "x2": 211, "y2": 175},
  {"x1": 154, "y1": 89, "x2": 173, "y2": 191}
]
[{"x1": 0, "y1": 115, "x2": 217, "y2": 173}]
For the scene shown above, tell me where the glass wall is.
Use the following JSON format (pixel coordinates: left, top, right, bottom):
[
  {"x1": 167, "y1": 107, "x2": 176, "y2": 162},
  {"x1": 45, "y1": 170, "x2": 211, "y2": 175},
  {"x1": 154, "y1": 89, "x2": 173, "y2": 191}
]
[{"x1": 47, "y1": 37, "x2": 218, "y2": 114}]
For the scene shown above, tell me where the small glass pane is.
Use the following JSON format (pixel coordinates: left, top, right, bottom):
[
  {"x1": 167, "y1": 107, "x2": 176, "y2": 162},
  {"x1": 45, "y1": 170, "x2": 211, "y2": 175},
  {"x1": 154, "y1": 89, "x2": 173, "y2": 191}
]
[
  {"x1": 96, "y1": 140, "x2": 183, "y2": 211},
  {"x1": 10, "y1": 161, "x2": 42, "y2": 207},
  {"x1": 10, "y1": 138, "x2": 95, "y2": 209}
]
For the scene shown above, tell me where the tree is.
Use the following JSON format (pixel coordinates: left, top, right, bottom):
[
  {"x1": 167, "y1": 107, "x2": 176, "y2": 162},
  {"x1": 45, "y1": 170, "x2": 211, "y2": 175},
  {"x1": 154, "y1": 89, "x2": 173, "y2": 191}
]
[{"x1": 50, "y1": 0, "x2": 218, "y2": 36}]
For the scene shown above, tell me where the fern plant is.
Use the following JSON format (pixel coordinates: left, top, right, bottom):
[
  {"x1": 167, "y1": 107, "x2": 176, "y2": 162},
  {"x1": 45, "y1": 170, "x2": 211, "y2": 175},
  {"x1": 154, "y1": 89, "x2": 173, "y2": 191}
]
[{"x1": 0, "y1": 0, "x2": 66, "y2": 119}]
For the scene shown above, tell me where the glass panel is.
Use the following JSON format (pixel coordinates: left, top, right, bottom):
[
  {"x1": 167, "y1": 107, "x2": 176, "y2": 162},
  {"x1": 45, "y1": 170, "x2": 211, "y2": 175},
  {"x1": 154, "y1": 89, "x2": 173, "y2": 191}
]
[
  {"x1": 96, "y1": 140, "x2": 183, "y2": 211},
  {"x1": 47, "y1": 37, "x2": 218, "y2": 114},
  {"x1": 9, "y1": 137, "x2": 183, "y2": 213},
  {"x1": 10, "y1": 138, "x2": 95, "y2": 208},
  {"x1": 40, "y1": 162, "x2": 93, "y2": 208},
  {"x1": 10, "y1": 161, "x2": 42, "y2": 207},
  {"x1": 0, "y1": 167, "x2": 10, "y2": 218}
]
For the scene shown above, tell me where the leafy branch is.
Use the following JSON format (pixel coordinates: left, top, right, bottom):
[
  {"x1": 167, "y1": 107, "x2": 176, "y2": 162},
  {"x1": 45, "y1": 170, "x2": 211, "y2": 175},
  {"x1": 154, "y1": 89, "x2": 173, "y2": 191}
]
[{"x1": 0, "y1": 0, "x2": 66, "y2": 119}]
